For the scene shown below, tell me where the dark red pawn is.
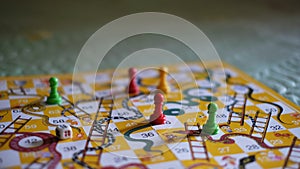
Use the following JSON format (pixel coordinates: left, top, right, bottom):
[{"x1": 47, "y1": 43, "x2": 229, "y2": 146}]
[{"x1": 128, "y1": 67, "x2": 139, "y2": 96}]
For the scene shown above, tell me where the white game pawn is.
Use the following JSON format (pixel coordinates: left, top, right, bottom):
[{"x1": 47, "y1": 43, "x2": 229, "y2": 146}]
[{"x1": 56, "y1": 124, "x2": 73, "y2": 139}]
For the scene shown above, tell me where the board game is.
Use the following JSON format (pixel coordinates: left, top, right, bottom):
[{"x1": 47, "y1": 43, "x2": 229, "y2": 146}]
[{"x1": 0, "y1": 62, "x2": 299, "y2": 169}]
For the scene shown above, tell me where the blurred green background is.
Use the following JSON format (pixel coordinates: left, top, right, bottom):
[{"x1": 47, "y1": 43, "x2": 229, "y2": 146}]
[{"x1": 0, "y1": 0, "x2": 299, "y2": 105}]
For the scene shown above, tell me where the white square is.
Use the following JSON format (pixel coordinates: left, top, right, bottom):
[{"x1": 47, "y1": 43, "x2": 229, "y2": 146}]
[
  {"x1": 168, "y1": 142, "x2": 192, "y2": 160},
  {"x1": 100, "y1": 150, "x2": 141, "y2": 167},
  {"x1": 56, "y1": 140, "x2": 86, "y2": 159},
  {"x1": 25, "y1": 88, "x2": 37, "y2": 95},
  {"x1": 256, "y1": 103, "x2": 278, "y2": 115},
  {"x1": 219, "y1": 95, "x2": 235, "y2": 106},
  {"x1": 168, "y1": 72, "x2": 192, "y2": 82},
  {"x1": 274, "y1": 101, "x2": 295, "y2": 114},
  {"x1": 289, "y1": 127, "x2": 300, "y2": 138},
  {"x1": 231, "y1": 85, "x2": 249, "y2": 94},
  {"x1": 216, "y1": 108, "x2": 230, "y2": 123},
  {"x1": 63, "y1": 85, "x2": 81, "y2": 95},
  {"x1": 80, "y1": 83, "x2": 93, "y2": 94},
  {"x1": 111, "y1": 108, "x2": 139, "y2": 122},
  {"x1": 82, "y1": 126, "x2": 92, "y2": 135},
  {"x1": 148, "y1": 160, "x2": 184, "y2": 169},
  {"x1": 85, "y1": 73, "x2": 110, "y2": 83},
  {"x1": 0, "y1": 80, "x2": 7, "y2": 90},
  {"x1": 234, "y1": 136, "x2": 265, "y2": 153},
  {"x1": 126, "y1": 130, "x2": 164, "y2": 150},
  {"x1": 247, "y1": 83, "x2": 264, "y2": 94},
  {"x1": 267, "y1": 117, "x2": 286, "y2": 132},
  {"x1": 151, "y1": 116, "x2": 184, "y2": 130},
  {"x1": 95, "y1": 89, "x2": 112, "y2": 98},
  {"x1": 130, "y1": 94, "x2": 154, "y2": 106},
  {"x1": 179, "y1": 64, "x2": 203, "y2": 72},
  {"x1": 164, "y1": 102, "x2": 199, "y2": 114},
  {"x1": 0, "y1": 150, "x2": 21, "y2": 168},
  {"x1": 76, "y1": 100, "x2": 98, "y2": 114},
  {"x1": 137, "y1": 69, "x2": 158, "y2": 78},
  {"x1": 0, "y1": 100, "x2": 10, "y2": 109},
  {"x1": 33, "y1": 79, "x2": 48, "y2": 88}
]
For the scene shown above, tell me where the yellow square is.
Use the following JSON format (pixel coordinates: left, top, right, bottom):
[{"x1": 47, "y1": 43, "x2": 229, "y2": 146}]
[
  {"x1": 0, "y1": 135, "x2": 14, "y2": 150},
  {"x1": 199, "y1": 101, "x2": 210, "y2": 111},
  {"x1": 273, "y1": 112, "x2": 300, "y2": 129},
  {"x1": 2, "y1": 166, "x2": 21, "y2": 169},
  {"x1": 206, "y1": 141, "x2": 244, "y2": 156},
  {"x1": 0, "y1": 110, "x2": 12, "y2": 122},
  {"x1": 227, "y1": 122, "x2": 251, "y2": 134},
  {"x1": 19, "y1": 152, "x2": 38, "y2": 164},
  {"x1": 227, "y1": 76, "x2": 248, "y2": 85},
  {"x1": 19, "y1": 119, "x2": 48, "y2": 132},
  {"x1": 10, "y1": 98, "x2": 39, "y2": 108},
  {"x1": 196, "y1": 111, "x2": 208, "y2": 125},
  {"x1": 181, "y1": 159, "x2": 220, "y2": 169},
  {"x1": 137, "y1": 105, "x2": 154, "y2": 117},
  {"x1": 67, "y1": 94, "x2": 92, "y2": 103},
  {"x1": 251, "y1": 93, "x2": 278, "y2": 103},
  {"x1": 139, "y1": 86, "x2": 150, "y2": 94},
  {"x1": 177, "y1": 112, "x2": 201, "y2": 125},
  {"x1": 251, "y1": 149, "x2": 285, "y2": 168},
  {"x1": 114, "y1": 118, "x2": 148, "y2": 134},
  {"x1": 79, "y1": 115, "x2": 94, "y2": 126},
  {"x1": 265, "y1": 130, "x2": 294, "y2": 147},
  {"x1": 141, "y1": 78, "x2": 158, "y2": 87},
  {"x1": 194, "y1": 72, "x2": 208, "y2": 79},
  {"x1": 104, "y1": 136, "x2": 131, "y2": 152},
  {"x1": 166, "y1": 92, "x2": 183, "y2": 102},
  {"x1": 94, "y1": 83, "x2": 110, "y2": 91},
  {"x1": 0, "y1": 91, "x2": 9, "y2": 100},
  {"x1": 245, "y1": 105, "x2": 260, "y2": 117},
  {"x1": 36, "y1": 88, "x2": 49, "y2": 96},
  {"x1": 44, "y1": 106, "x2": 63, "y2": 117},
  {"x1": 7, "y1": 80, "x2": 34, "y2": 88}
]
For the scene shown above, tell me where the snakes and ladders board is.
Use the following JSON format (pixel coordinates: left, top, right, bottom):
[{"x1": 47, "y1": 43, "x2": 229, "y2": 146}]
[{"x1": 0, "y1": 62, "x2": 299, "y2": 169}]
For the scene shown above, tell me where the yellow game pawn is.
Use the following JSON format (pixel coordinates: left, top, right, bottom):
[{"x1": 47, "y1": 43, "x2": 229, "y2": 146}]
[{"x1": 157, "y1": 67, "x2": 170, "y2": 94}]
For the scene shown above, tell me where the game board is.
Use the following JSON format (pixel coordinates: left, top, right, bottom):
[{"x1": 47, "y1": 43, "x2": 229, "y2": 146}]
[{"x1": 0, "y1": 62, "x2": 299, "y2": 169}]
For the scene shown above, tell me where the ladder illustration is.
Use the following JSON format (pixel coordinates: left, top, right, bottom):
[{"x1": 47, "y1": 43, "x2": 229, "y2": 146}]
[
  {"x1": 249, "y1": 111, "x2": 271, "y2": 142},
  {"x1": 25, "y1": 156, "x2": 53, "y2": 169},
  {"x1": 227, "y1": 92, "x2": 247, "y2": 126},
  {"x1": 81, "y1": 98, "x2": 114, "y2": 165},
  {"x1": 0, "y1": 115, "x2": 31, "y2": 147},
  {"x1": 283, "y1": 137, "x2": 300, "y2": 169},
  {"x1": 184, "y1": 123, "x2": 209, "y2": 161},
  {"x1": 60, "y1": 97, "x2": 91, "y2": 120}
]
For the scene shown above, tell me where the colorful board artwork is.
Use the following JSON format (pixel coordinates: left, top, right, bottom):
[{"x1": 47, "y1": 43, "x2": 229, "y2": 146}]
[{"x1": 0, "y1": 62, "x2": 299, "y2": 169}]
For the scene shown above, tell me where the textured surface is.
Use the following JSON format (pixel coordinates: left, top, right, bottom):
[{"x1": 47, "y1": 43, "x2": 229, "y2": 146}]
[{"x1": 0, "y1": 1, "x2": 299, "y2": 105}]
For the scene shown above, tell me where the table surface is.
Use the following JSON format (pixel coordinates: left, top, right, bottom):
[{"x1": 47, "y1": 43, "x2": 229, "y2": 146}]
[{"x1": 0, "y1": 1, "x2": 299, "y2": 105}]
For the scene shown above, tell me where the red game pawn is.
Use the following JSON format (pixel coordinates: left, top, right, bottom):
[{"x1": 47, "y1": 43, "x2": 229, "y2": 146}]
[
  {"x1": 150, "y1": 93, "x2": 166, "y2": 125},
  {"x1": 128, "y1": 67, "x2": 139, "y2": 96}
]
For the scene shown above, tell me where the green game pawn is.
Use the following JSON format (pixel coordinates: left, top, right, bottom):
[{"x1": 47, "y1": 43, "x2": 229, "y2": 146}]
[
  {"x1": 202, "y1": 102, "x2": 219, "y2": 135},
  {"x1": 46, "y1": 77, "x2": 62, "y2": 105}
]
